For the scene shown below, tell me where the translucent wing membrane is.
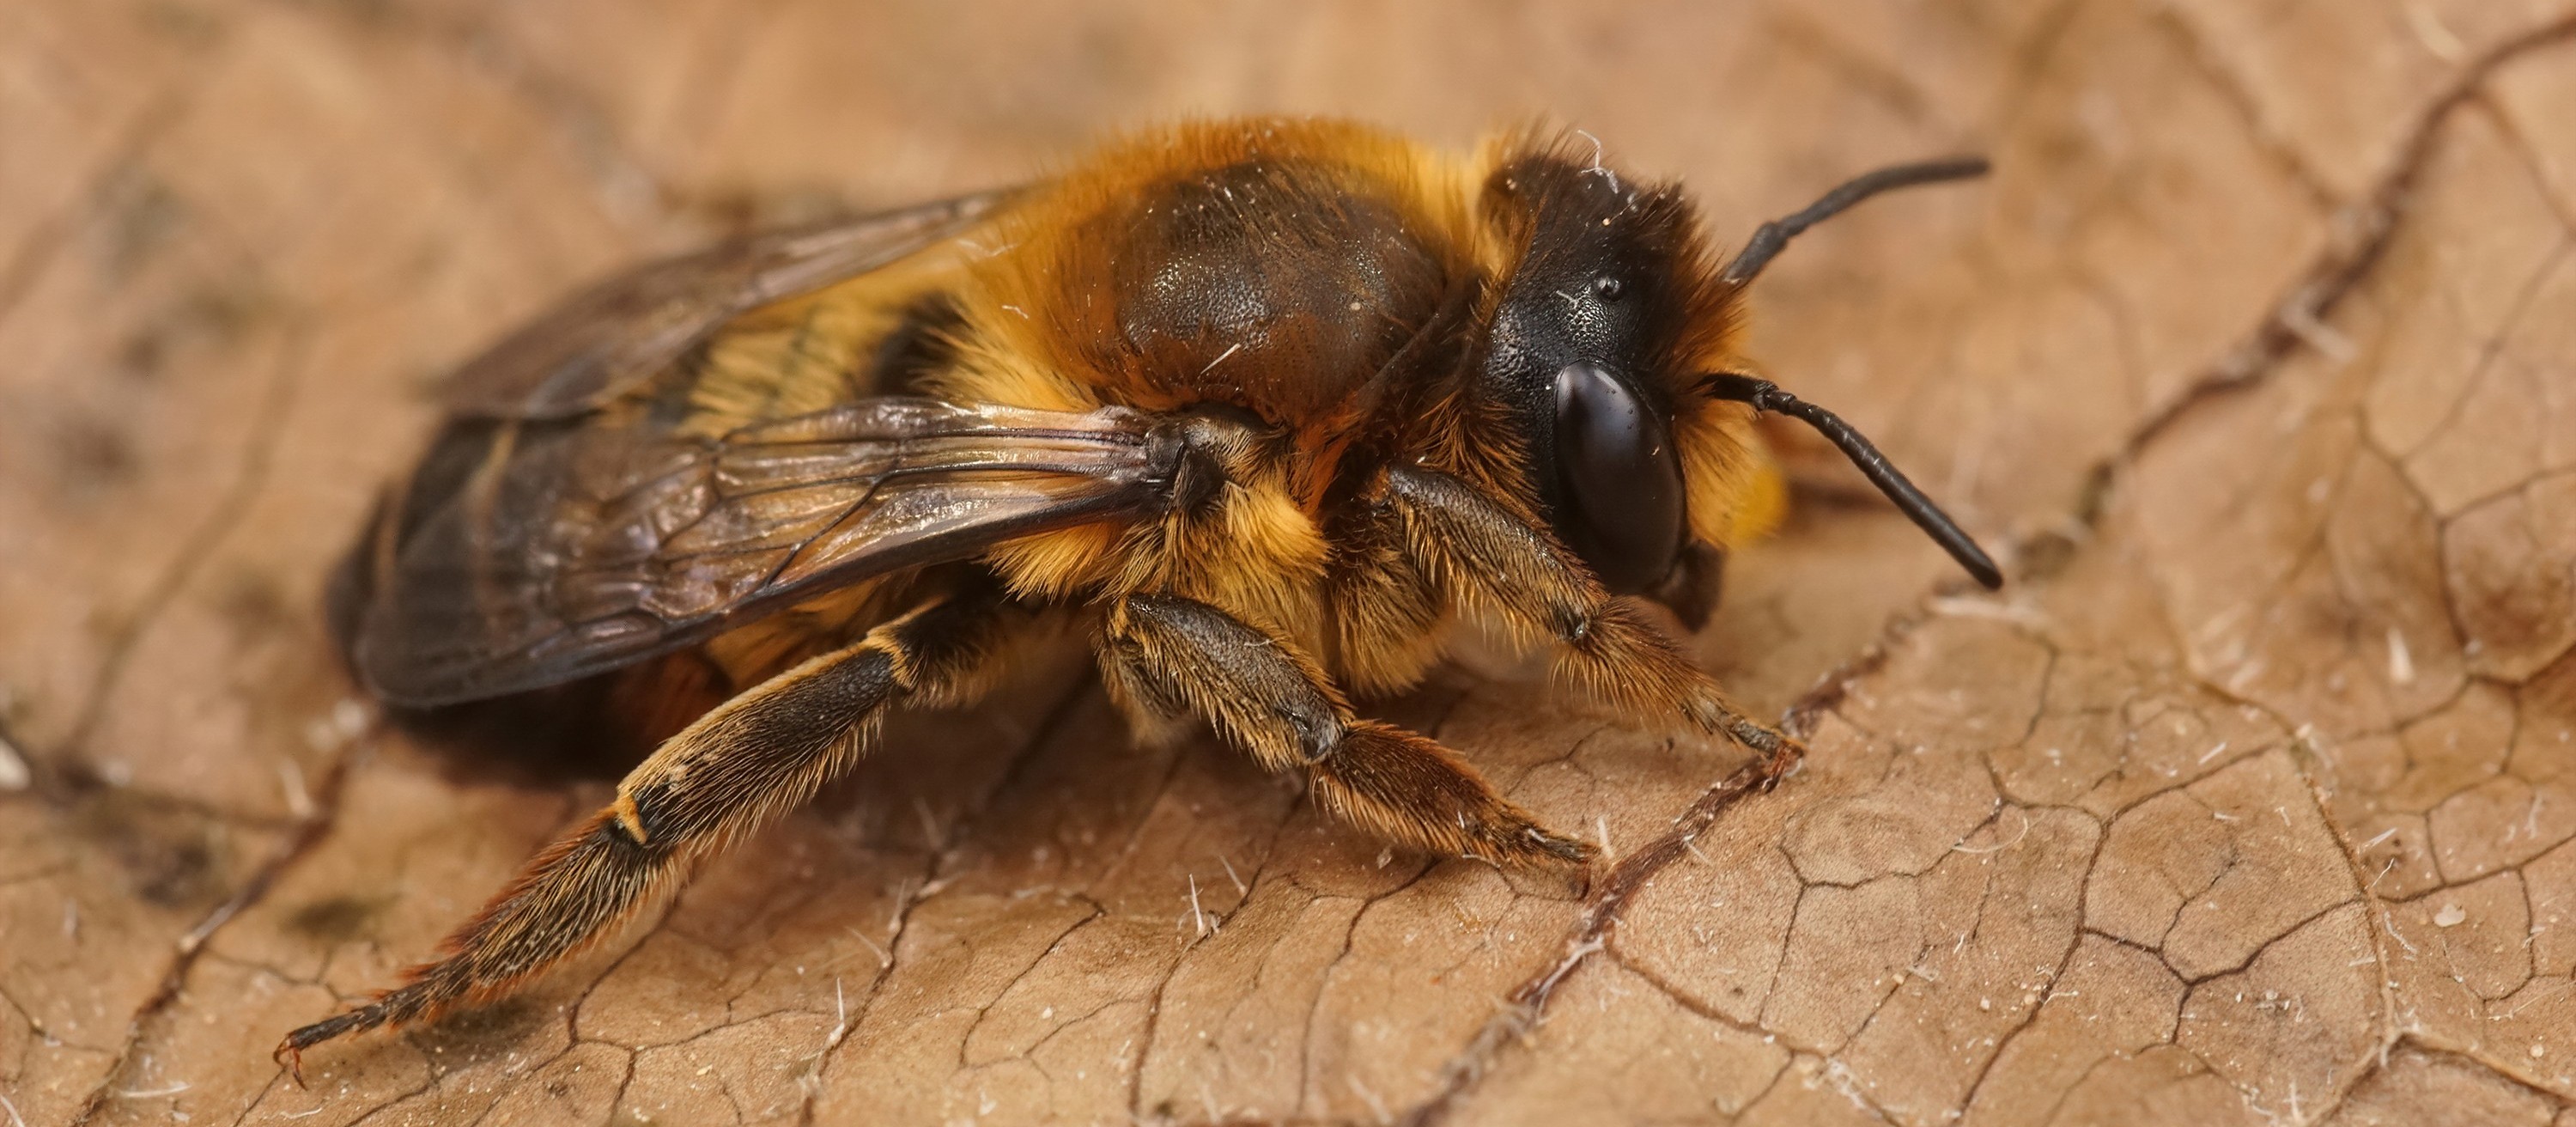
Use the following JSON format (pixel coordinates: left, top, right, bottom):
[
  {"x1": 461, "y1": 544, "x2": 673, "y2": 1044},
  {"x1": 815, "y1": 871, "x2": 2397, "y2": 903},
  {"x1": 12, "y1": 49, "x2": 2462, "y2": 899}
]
[
  {"x1": 355, "y1": 399, "x2": 1170, "y2": 704},
  {"x1": 443, "y1": 189, "x2": 1017, "y2": 420}
]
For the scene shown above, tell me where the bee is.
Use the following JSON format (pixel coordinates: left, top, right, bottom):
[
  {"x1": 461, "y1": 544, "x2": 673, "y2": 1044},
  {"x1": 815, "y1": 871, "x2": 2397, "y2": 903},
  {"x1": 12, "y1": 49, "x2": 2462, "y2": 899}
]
[{"x1": 277, "y1": 117, "x2": 1999, "y2": 1073}]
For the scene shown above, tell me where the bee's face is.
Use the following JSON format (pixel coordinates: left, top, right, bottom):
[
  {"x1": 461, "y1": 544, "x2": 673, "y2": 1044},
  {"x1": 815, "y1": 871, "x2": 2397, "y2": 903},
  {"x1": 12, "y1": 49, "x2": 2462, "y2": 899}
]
[{"x1": 1477, "y1": 155, "x2": 1718, "y2": 595}]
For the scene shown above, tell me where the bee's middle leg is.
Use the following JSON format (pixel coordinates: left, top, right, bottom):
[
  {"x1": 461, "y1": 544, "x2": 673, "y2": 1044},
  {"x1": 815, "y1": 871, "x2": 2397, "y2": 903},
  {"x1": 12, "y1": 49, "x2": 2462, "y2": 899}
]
[{"x1": 1098, "y1": 594, "x2": 1594, "y2": 868}]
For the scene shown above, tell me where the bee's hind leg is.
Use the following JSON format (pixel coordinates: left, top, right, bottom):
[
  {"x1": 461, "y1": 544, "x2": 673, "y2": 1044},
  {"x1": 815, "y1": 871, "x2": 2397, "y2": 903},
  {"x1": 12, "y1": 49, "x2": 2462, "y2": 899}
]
[
  {"x1": 275, "y1": 584, "x2": 1019, "y2": 1080},
  {"x1": 1099, "y1": 594, "x2": 1594, "y2": 869}
]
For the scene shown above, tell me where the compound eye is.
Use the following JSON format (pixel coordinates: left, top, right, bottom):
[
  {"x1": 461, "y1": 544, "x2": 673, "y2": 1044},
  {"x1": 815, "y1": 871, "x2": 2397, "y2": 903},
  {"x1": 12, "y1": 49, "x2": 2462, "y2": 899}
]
[{"x1": 1551, "y1": 362, "x2": 1686, "y2": 594}]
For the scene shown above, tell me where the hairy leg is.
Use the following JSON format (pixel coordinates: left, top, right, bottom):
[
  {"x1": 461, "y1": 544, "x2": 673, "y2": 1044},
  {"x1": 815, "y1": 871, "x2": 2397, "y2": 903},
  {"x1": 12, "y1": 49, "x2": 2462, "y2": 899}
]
[
  {"x1": 1099, "y1": 594, "x2": 1592, "y2": 868},
  {"x1": 1378, "y1": 466, "x2": 1802, "y2": 776},
  {"x1": 276, "y1": 585, "x2": 1015, "y2": 1077}
]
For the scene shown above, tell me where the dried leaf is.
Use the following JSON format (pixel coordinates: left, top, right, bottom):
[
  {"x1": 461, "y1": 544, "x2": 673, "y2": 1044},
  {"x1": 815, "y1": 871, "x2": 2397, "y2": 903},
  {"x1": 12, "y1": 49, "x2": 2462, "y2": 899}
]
[{"x1": 4, "y1": 3, "x2": 2574, "y2": 1125}]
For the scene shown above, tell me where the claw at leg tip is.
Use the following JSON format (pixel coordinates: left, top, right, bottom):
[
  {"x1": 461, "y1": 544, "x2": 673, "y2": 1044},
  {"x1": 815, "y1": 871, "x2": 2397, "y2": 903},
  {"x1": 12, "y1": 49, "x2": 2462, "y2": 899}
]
[
  {"x1": 275, "y1": 1041, "x2": 307, "y2": 1088},
  {"x1": 1756, "y1": 740, "x2": 1806, "y2": 789}
]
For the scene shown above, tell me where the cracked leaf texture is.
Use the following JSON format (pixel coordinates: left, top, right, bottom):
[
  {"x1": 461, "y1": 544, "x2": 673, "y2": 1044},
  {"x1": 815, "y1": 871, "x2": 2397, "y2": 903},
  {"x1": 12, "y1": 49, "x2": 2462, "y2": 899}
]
[{"x1": 4, "y1": 2, "x2": 2575, "y2": 1124}]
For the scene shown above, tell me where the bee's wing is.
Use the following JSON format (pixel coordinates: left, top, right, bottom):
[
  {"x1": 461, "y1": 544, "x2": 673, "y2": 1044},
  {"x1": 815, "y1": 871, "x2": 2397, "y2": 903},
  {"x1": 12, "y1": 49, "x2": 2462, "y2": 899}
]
[
  {"x1": 444, "y1": 189, "x2": 1018, "y2": 420},
  {"x1": 353, "y1": 398, "x2": 1169, "y2": 705}
]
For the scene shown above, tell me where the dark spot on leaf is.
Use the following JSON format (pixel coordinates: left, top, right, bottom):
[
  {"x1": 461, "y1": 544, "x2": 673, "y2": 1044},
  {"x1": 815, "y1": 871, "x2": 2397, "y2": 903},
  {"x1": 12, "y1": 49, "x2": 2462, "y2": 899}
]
[
  {"x1": 286, "y1": 893, "x2": 389, "y2": 942},
  {"x1": 72, "y1": 789, "x2": 232, "y2": 909},
  {"x1": 216, "y1": 569, "x2": 291, "y2": 640},
  {"x1": 2016, "y1": 528, "x2": 2081, "y2": 582},
  {"x1": 96, "y1": 168, "x2": 187, "y2": 282},
  {"x1": 117, "y1": 285, "x2": 273, "y2": 381},
  {"x1": 53, "y1": 413, "x2": 137, "y2": 498}
]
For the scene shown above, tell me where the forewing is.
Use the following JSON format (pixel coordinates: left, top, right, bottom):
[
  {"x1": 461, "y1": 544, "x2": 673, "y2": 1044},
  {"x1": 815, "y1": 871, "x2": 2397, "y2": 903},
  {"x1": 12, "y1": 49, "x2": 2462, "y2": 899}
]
[
  {"x1": 444, "y1": 189, "x2": 1017, "y2": 420},
  {"x1": 355, "y1": 399, "x2": 1169, "y2": 705}
]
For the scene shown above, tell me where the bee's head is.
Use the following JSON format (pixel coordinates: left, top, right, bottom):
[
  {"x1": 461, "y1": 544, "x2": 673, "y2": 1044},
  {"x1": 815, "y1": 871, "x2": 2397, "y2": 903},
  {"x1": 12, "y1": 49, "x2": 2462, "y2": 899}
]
[
  {"x1": 1473, "y1": 136, "x2": 2001, "y2": 600},
  {"x1": 1473, "y1": 143, "x2": 1731, "y2": 596}
]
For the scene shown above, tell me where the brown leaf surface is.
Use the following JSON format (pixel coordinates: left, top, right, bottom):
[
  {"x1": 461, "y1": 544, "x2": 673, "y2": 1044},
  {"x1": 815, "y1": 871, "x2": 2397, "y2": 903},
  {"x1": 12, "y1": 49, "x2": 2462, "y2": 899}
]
[{"x1": 5, "y1": 3, "x2": 2575, "y2": 1124}]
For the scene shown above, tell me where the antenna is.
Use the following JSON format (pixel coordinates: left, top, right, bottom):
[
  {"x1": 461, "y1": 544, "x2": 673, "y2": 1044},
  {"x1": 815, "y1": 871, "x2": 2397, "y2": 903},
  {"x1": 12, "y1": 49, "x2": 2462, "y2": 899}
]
[
  {"x1": 1703, "y1": 373, "x2": 2002, "y2": 588},
  {"x1": 1718, "y1": 156, "x2": 1989, "y2": 286}
]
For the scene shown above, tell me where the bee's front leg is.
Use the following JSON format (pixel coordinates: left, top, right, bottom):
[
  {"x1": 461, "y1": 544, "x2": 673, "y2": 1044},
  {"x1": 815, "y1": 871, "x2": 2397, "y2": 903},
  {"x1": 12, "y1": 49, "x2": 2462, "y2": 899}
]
[
  {"x1": 1098, "y1": 594, "x2": 1594, "y2": 868},
  {"x1": 1379, "y1": 466, "x2": 1804, "y2": 780}
]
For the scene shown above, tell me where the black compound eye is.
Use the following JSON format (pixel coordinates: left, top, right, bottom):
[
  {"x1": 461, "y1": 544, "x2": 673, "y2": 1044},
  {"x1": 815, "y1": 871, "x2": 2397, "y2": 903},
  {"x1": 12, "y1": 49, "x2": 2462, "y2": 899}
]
[{"x1": 1551, "y1": 362, "x2": 1686, "y2": 594}]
